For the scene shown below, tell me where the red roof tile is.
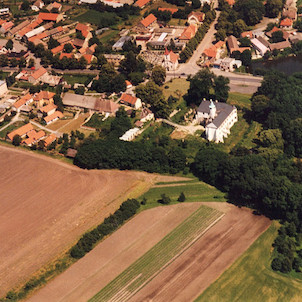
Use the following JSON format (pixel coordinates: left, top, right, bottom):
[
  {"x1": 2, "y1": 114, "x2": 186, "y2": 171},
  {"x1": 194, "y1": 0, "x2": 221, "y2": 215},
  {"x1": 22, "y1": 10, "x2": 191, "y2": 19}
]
[{"x1": 140, "y1": 14, "x2": 157, "y2": 28}]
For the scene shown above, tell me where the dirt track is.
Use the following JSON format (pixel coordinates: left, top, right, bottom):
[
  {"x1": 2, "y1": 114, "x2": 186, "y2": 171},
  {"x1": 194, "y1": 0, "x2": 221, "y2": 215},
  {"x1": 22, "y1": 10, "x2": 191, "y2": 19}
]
[
  {"x1": 27, "y1": 203, "x2": 202, "y2": 302},
  {"x1": 130, "y1": 206, "x2": 271, "y2": 302},
  {"x1": 0, "y1": 145, "x2": 160, "y2": 296}
]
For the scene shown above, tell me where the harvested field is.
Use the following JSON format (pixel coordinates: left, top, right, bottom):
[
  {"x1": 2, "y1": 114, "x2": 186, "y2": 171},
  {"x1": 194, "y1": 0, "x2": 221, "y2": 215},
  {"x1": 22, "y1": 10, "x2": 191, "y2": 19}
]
[
  {"x1": 130, "y1": 206, "x2": 271, "y2": 302},
  {"x1": 27, "y1": 203, "x2": 204, "y2": 302},
  {"x1": 0, "y1": 146, "x2": 161, "y2": 296}
]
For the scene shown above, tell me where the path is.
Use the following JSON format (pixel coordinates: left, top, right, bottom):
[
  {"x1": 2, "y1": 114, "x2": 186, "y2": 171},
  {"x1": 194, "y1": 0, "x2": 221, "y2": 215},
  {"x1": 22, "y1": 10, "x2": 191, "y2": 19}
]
[
  {"x1": 157, "y1": 118, "x2": 204, "y2": 135},
  {"x1": 0, "y1": 112, "x2": 21, "y2": 132},
  {"x1": 30, "y1": 120, "x2": 62, "y2": 136}
]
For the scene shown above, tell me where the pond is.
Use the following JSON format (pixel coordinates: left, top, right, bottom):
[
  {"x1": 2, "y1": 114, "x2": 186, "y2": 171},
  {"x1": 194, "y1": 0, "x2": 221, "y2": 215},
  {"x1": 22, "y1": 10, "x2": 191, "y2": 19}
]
[{"x1": 251, "y1": 54, "x2": 302, "y2": 75}]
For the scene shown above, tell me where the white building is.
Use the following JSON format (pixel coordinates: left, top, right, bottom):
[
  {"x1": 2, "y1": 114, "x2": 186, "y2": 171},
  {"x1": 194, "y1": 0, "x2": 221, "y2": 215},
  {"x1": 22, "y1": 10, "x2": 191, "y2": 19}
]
[
  {"x1": 119, "y1": 128, "x2": 140, "y2": 141},
  {"x1": 163, "y1": 48, "x2": 179, "y2": 71},
  {"x1": 251, "y1": 38, "x2": 269, "y2": 57},
  {"x1": 0, "y1": 80, "x2": 8, "y2": 96},
  {"x1": 196, "y1": 99, "x2": 237, "y2": 143},
  {"x1": 220, "y1": 58, "x2": 242, "y2": 72},
  {"x1": 32, "y1": 0, "x2": 44, "y2": 11}
]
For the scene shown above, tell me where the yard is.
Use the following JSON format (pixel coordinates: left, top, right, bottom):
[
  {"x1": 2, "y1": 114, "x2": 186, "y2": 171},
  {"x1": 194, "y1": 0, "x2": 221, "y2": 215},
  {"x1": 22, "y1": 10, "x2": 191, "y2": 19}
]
[
  {"x1": 0, "y1": 121, "x2": 26, "y2": 138},
  {"x1": 196, "y1": 221, "x2": 302, "y2": 302},
  {"x1": 62, "y1": 74, "x2": 94, "y2": 86},
  {"x1": 140, "y1": 179, "x2": 227, "y2": 211},
  {"x1": 227, "y1": 92, "x2": 252, "y2": 110},
  {"x1": 89, "y1": 205, "x2": 223, "y2": 302},
  {"x1": 163, "y1": 78, "x2": 190, "y2": 99}
]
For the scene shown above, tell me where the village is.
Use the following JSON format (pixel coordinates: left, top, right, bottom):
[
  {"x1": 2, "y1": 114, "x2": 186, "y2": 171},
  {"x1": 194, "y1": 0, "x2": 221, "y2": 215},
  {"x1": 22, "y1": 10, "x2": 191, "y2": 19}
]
[{"x1": 0, "y1": 0, "x2": 300, "y2": 156}]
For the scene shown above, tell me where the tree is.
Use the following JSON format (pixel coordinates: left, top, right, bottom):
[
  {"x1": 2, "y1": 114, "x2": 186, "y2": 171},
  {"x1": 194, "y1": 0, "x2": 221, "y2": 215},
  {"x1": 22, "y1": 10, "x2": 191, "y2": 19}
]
[
  {"x1": 178, "y1": 192, "x2": 186, "y2": 202},
  {"x1": 158, "y1": 193, "x2": 171, "y2": 204},
  {"x1": 271, "y1": 31, "x2": 284, "y2": 43},
  {"x1": 6, "y1": 39, "x2": 13, "y2": 51},
  {"x1": 47, "y1": 37, "x2": 60, "y2": 50},
  {"x1": 233, "y1": 19, "x2": 247, "y2": 38},
  {"x1": 239, "y1": 37, "x2": 251, "y2": 47},
  {"x1": 234, "y1": 0, "x2": 265, "y2": 26},
  {"x1": 119, "y1": 51, "x2": 146, "y2": 76},
  {"x1": 28, "y1": 58, "x2": 35, "y2": 68},
  {"x1": 63, "y1": 43, "x2": 73, "y2": 53},
  {"x1": 75, "y1": 86, "x2": 85, "y2": 95},
  {"x1": 12, "y1": 134, "x2": 22, "y2": 146},
  {"x1": 20, "y1": 0, "x2": 30, "y2": 10},
  {"x1": 151, "y1": 65, "x2": 166, "y2": 86},
  {"x1": 258, "y1": 129, "x2": 284, "y2": 150},
  {"x1": 240, "y1": 49, "x2": 252, "y2": 66},
  {"x1": 265, "y1": 0, "x2": 283, "y2": 17},
  {"x1": 214, "y1": 75, "x2": 230, "y2": 102},
  {"x1": 186, "y1": 69, "x2": 215, "y2": 105}
]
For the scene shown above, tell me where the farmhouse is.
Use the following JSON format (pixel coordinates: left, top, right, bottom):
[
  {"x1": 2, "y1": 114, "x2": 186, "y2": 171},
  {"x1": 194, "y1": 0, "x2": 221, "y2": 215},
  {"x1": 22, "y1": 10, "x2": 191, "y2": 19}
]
[
  {"x1": 7, "y1": 122, "x2": 34, "y2": 141},
  {"x1": 12, "y1": 94, "x2": 33, "y2": 112},
  {"x1": 43, "y1": 133, "x2": 57, "y2": 147},
  {"x1": 179, "y1": 24, "x2": 197, "y2": 42},
  {"x1": 196, "y1": 99, "x2": 237, "y2": 143},
  {"x1": 44, "y1": 111, "x2": 64, "y2": 125},
  {"x1": 137, "y1": 14, "x2": 158, "y2": 33},
  {"x1": 187, "y1": 12, "x2": 205, "y2": 25},
  {"x1": 39, "y1": 103, "x2": 57, "y2": 117},
  {"x1": 134, "y1": 0, "x2": 151, "y2": 8},
  {"x1": 120, "y1": 93, "x2": 142, "y2": 109},
  {"x1": 23, "y1": 129, "x2": 46, "y2": 146},
  {"x1": 33, "y1": 91, "x2": 55, "y2": 108}
]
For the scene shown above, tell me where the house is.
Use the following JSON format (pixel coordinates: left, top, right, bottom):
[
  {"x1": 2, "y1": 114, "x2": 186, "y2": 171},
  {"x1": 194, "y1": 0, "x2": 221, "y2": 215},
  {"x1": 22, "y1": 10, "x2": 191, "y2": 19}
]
[
  {"x1": 140, "y1": 107, "x2": 154, "y2": 122},
  {"x1": 196, "y1": 100, "x2": 238, "y2": 143},
  {"x1": 38, "y1": 12, "x2": 63, "y2": 23},
  {"x1": 46, "y1": 2, "x2": 62, "y2": 12},
  {"x1": 66, "y1": 148, "x2": 78, "y2": 158},
  {"x1": 120, "y1": 93, "x2": 142, "y2": 109},
  {"x1": 39, "y1": 103, "x2": 57, "y2": 117},
  {"x1": 187, "y1": 12, "x2": 205, "y2": 25},
  {"x1": 28, "y1": 67, "x2": 48, "y2": 84},
  {"x1": 31, "y1": 0, "x2": 44, "y2": 11},
  {"x1": 43, "y1": 133, "x2": 57, "y2": 147},
  {"x1": 226, "y1": 35, "x2": 250, "y2": 54},
  {"x1": 0, "y1": 80, "x2": 8, "y2": 96},
  {"x1": 251, "y1": 38, "x2": 269, "y2": 56},
  {"x1": 225, "y1": 0, "x2": 235, "y2": 5},
  {"x1": 0, "y1": 8, "x2": 10, "y2": 16},
  {"x1": 134, "y1": 0, "x2": 151, "y2": 8},
  {"x1": 104, "y1": 54, "x2": 125, "y2": 66},
  {"x1": 241, "y1": 31, "x2": 254, "y2": 39},
  {"x1": 12, "y1": 94, "x2": 33, "y2": 112},
  {"x1": 220, "y1": 57, "x2": 242, "y2": 72},
  {"x1": 94, "y1": 99, "x2": 120, "y2": 116},
  {"x1": 7, "y1": 20, "x2": 31, "y2": 37},
  {"x1": 202, "y1": 46, "x2": 217, "y2": 62},
  {"x1": 7, "y1": 122, "x2": 34, "y2": 141},
  {"x1": 280, "y1": 18, "x2": 293, "y2": 29},
  {"x1": 163, "y1": 48, "x2": 179, "y2": 71},
  {"x1": 269, "y1": 40, "x2": 291, "y2": 51},
  {"x1": 179, "y1": 24, "x2": 197, "y2": 42},
  {"x1": 283, "y1": 0, "x2": 297, "y2": 20},
  {"x1": 137, "y1": 14, "x2": 158, "y2": 33},
  {"x1": 23, "y1": 129, "x2": 46, "y2": 146},
  {"x1": 44, "y1": 110, "x2": 64, "y2": 125},
  {"x1": 112, "y1": 36, "x2": 133, "y2": 51},
  {"x1": 0, "y1": 21, "x2": 14, "y2": 34},
  {"x1": 33, "y1": 91, "x2": 55, "y2": 108},
  {"x1": 158, "y1": 8, "x2": 178, "y2": 14},
  {"x1": 119, "y1": 128, "x2": 140, "y2": 141},
  {"x1": 266, "y1": 26, "x2": 290, "y2": 40}
]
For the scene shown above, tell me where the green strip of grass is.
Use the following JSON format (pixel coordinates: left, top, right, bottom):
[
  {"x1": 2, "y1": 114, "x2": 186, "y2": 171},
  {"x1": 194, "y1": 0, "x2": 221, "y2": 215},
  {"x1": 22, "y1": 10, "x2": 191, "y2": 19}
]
[
  {"x1": 196, "y1": 221, "x2": 302, "y2": 302},
  {"x1": 89, "y1": 205, "x2": 223, "y2": 302}
]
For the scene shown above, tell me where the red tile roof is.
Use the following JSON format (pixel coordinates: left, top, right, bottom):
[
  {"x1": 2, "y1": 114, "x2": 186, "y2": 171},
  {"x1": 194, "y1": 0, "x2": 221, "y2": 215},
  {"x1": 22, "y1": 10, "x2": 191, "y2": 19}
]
[
  {"x1": 76, "y1": 23, "x2": 90, "y2": 32},
  {"x1": 82, "y1": 54, "x2": 93, "y2": 64},
  {"x1": 23, "y1": 130, "x2": 45, "y2": 146},
  {"x1": 44, "y1": 111, "x2": 63, "y2": 123},
  {"x1": 44, "y1": 133, "x2": 57, "y2": 146},
  {"x1": 203, "y1": 46, "x2": 217, "y2": 58},
  {"x1": 13, "y1": 94, "x2": 33, "y2": 109},
  {"x1": 40, "y1": 103, "x2": 57, "y2": 113},
  {"x1": 179, "y1": 24, "x2": 197, "y2": 40},
  {"x1": 51, "y1": 44, "x2": 64, "y2": 54},
  {"x1": 38, "y1": 12, "x2": 59, "y2": 22},
  {"x1": 120, "y1": 93, "x2": 138, "y2": 106},
  {"x1": 280, "y1": 18, "x2": 293, "y2": 27},
  {"x1": 60, "y1": 52, "x2": 74, "y2": 59},
  {"x1": 158, "y1": 8, "x2": 178, "y2": 14},
  {"x1": 7, "y1": 123, "x2": 34, "y2": 141},
  {"x1": 188, "y1": 11, "x2": 205, "y2": 22},
  {"x1": 140, "y1": 14, "x2": 157, "y2": 28},
  {"x1": 34, "y1": 90, "x2": 55, "y2": 101},
  {"x1": 30, "y1": 67, "x2": 47, "y2": 80},
  {"x1": 134, "y1": 0, "x2": 151, "y2": 8}
]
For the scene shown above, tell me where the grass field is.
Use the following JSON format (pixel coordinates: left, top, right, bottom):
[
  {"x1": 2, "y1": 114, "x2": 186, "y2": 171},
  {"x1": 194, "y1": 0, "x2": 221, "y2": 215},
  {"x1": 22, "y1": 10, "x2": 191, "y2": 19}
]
[
  {"x1": 196, "y1": 221, "x2": 302, "y2": 302},
  {"x1": 227, "y1": 92, "x2": 252, "y2": 110},
  {"x1": 89, "y1": 205, "x2": 223, "y2": 302},
  {"x1": 0, "y1": 121, "x2": 25, "y2": 138},
  {"x1": 163, "y1": 78, "x2": 190, "y2": 99},
  {"x1": 140, "y1": 180, "x2": 226, "y2": 210},
  {"x1": 62, "y1": 74, "x2": 94, "y2": 85}
]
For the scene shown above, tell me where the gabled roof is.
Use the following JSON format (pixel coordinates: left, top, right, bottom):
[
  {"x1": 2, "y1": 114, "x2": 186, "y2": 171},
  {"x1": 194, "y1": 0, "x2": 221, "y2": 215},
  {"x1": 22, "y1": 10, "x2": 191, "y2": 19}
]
[
  {"x1": 120, "y1": 93, "x2": 138, "y2": 106},
  {"x1": 168, "y1": 50, "x2": 179, "y2": 63},
  {"x1": 140, "y1": 14, "x2": 157, "y2": 28},
  {"x1": 82, "y1": 54, "x2": 92, "y2": 64},
  {"x1": 188, "y1": 11, "x2": 205, "y2": 22},
  {"x1": 203, "y1": 46, "x2": 217, "y2": 58},
  {"x1": 38, "y1": 12, "x2": 59, "y2": 21},
  {"x1": 13, "y1": 93, "x2": 33, "y2": 109},
  {"x1": 44, "y1": 133, "x2": 57, "y2": 146},
  {"x1": 95, "y1": 99, "x2": 120, "y2": 113},
  {"x1": 7, "y1": 123, "x2": 34, "y2": 140},
  {"x1": 226, "y1": 0, "x2": 235, "y2": 5},
  {"x1": 40, "y1": 103, "x2": 57, "y2": 113},
  {"x1": 158, "y1": 8, "x2": 178, "y2": 14},
  {"x1": 44, "y1": 111, "x2": 63, "y2": 123},
  {"x1": 52, "y1": 2, "x2": 62, "y2": 8},
  {"x1": 241, "y1": 31, "x2": 253, "y2": 38},
  {"x1": 134, "y1": 0, "x2": 151, "y2": 8},
  {"x1": 179, "y1": 24, "x2": 197, "y2": 40},
  {"x1": 34, "y1": 90, "x2": 55, "y2": 101},
  {"x1": 60, "y1": 52, "x2": 74, "y2": 59},
  {"x1": 76, "y1": 23, "x2": 90, "y2": 32},
  {"x1": 23, "y1": 129, "x2": 45, "y2": 145},
  {"x1": 51, "y1": 44, "x2": 64, "y2": 54},
  {"x1": 30, "y1": 67, "x2": 47, "y2": 80},
  {"x1": 280, "y1": 18, "x2": 293, "y2": 27}
]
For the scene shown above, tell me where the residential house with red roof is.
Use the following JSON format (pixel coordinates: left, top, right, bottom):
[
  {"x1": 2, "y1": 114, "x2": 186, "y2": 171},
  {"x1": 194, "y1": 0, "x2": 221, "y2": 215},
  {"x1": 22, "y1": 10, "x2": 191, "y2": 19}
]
[
  {"x1": 23, "y1": 129, "x2": 46, "y2": 146},
  {"x1": 44, "y1": 110, "x2": 64, "y2": 125},
  {"x1": 33, "y1": 90, "x2": 55, "y2": 108},
  {"x1": 32, "y1": 0, "x2": 44, "y2": 11},
  {"x1": 28, "y1": 67, "x2": 48, "y2": 84},
  {"x1": 179, "y1": 24, "x2": 197, "y2": 42},
  {"x1": 137, "y1": 14, "x2": 158, "y2": 33},
  {"x1": 38, "y1": 12, "x2": 63, "y2": 23},
  {"x1": 39, "y1": 103, "x2": 57, "y2": 117},
  {"x1": 120, "y1": 93, "x2": 142, "y2": 109},
  {"x1": 188, "y1": 12, "x2": 205, "y2": 25},
  {"x1": 134, "y1": 0, "x2": 151, "y2": 8},
  {"x1": 7, "y1": 123, "x2": 34, "y2": 141},
  {"x1": 43, "y1": 133, "x2": 57, "y2": 147},
  {"x1": 46, "y1": 2, "x2": 62, "y2": 12},
  {"x1": 12, "y1": 94, "x2": 33, "y2": 112},
  {"x1": 280, "y1": 18, "x2": 293, "y2": 29}
]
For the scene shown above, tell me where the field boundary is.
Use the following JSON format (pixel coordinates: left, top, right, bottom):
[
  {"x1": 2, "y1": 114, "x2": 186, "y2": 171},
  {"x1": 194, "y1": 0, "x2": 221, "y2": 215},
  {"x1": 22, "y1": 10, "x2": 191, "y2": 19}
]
[
  {"x1": 89, "y1": 205, "x2": 223, "y2": 302},
  {"x1": 125, "y1": 213, "x2": 224, "y2": 302}
]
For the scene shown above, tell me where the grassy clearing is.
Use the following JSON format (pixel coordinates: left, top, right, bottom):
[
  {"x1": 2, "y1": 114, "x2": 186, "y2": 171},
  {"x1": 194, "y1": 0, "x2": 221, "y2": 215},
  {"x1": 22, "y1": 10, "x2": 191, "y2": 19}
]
[
  {"x1": 89, "y1": 205, "x2": 223, "y2": 302},
  {"x1": 62, "y1": 74, "x2": 94, "y2": 86},
  {"x1": 196, "y1": 221, "x2": 302, "y2": 302},
  {"x1": 99, "y1": 29, "x2": 119, "y2": 44},
  {"x1": 163, "y1": 78, "x2": 190, "y2": 99},
  {"x1": 73, "y1": 10, "x2": 115, "y2": 25},
  {"x1": 56, "y1": 113, "x2": 90, "y2": 133},
  {"x1": 139, "y1": 180, "x2": 226, "y2": 211},
  {"x1": 169, "y1": 18, "x2": 187, "y2": 26},
  {"x1": 0, "y1": 121, "x2": 25, "y2": 138},
  {"x1": 227, "y1": 92, "x2": 252, "y2": 110}
]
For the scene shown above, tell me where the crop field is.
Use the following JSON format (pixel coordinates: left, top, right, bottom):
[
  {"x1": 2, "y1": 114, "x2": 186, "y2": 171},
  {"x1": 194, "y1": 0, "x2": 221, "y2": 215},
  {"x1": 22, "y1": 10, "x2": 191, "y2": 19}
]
[
  {"x1": 196, "y1": 221, "x2": 302, "y2": 302},
  {"x1": 89, "y1": 205, "x2": 223, "y2": 302},
  {"x1": 140, "y1": 180, "x2": 226, "y2": 210},
  {"x1": 0, "y1": 146, "x2": 161, "y2": 297}
]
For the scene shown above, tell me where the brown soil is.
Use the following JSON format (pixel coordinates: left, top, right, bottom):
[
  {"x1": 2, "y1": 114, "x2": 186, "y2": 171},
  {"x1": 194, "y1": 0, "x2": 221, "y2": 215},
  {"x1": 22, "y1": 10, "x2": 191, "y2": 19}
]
[
  {"x1": 0, "y1": 145, "x2": 163, "y2": 296},
  {"x1": 170, "y1": 130, "x2": 188, "y2": 139},
  {"x1": 130, "y1": 206, "x2": 271, "y2": 302},
  {"x1": 26, "y1": 203, "x2": 202, "y2": 302}
]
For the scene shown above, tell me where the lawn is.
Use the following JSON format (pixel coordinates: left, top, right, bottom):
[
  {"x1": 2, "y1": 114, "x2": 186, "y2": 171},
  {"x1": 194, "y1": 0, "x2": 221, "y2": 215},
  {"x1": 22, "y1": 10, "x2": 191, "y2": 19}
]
[
  {"x1": 99, "y1": 29, "x2": 119, "y2": 44},
  {"x1": 62, "y1": 74, "x2": 94, "y2": 86},
  {"x1": 73, "y1": 9, "x2": 116, "y2": 26},
  {"x1": 196, "y1": 221, "x2": 302, "y2": 302},
  {"x1": 89, "y1": 205, "x2": 223, "y2": 302},
  {"x1": 169, "y1": 18, "x2": 187, "y2": 26},
  {"x1": 227, "y1": 92, "x2": 252, "y2": 110},
  {"x1": 140, "y1": 180, "x2": 226, "y2": 210},
  {"x1": 163, "y1": 78, "x2": 190, "y2": 99},
  {"x1": 0, "y1": 121, "x2": 25, "y2": 138},
  {"x1": 56, "y1": 112, "x2": 90, "y2": 133}
]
